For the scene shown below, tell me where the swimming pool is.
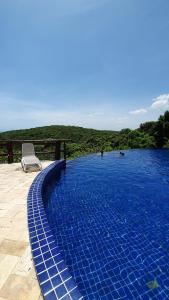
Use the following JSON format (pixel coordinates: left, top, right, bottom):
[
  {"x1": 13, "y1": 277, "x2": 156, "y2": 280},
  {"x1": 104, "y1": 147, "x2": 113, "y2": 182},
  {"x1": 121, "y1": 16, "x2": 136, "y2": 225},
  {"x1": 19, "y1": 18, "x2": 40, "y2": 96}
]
[{"x1": 44, "y1": 150, "x2": 169, "y2": 299}]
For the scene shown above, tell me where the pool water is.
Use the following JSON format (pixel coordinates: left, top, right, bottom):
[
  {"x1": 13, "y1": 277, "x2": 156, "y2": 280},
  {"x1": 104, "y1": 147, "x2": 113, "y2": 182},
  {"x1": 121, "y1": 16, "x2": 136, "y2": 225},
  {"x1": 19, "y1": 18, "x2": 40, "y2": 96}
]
[{"x1": 44, "y1": 150, "x2": 169, "y2": 299}]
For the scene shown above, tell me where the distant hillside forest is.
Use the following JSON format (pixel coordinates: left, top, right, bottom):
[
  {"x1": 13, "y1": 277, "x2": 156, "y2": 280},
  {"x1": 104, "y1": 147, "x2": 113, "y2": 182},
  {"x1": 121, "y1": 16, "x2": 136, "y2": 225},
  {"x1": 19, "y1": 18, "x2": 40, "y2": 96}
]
[{"x1": 0, "y1": 111, "x2": 169, "y2": 161}]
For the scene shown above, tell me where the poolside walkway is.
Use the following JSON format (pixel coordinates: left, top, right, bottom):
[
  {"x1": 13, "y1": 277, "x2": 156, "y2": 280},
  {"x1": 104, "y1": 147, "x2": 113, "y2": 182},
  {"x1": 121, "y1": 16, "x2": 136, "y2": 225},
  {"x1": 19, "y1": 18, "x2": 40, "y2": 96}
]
[{"x1": 0, "y1": 161, "x2": 53, "y2": 300}]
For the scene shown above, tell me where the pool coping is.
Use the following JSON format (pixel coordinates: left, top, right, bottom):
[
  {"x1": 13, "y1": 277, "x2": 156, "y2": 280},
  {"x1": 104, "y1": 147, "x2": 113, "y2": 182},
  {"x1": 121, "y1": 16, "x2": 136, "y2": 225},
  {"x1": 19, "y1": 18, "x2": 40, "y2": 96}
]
[{"x1": 27, "y1": 160, "x2": 83, "y2": 300}]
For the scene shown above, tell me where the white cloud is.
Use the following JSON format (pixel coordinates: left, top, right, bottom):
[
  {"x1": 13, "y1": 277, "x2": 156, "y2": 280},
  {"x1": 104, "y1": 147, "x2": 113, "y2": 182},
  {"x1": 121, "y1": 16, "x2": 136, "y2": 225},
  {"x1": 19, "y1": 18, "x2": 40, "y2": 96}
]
[
  {"x1": 151, "y1": 94, "x2": 169, "y2": 110},
  {"x1": 129, "y1": 93, "x2": 169, "y2": 117},
  {"x1": 129, "y1": 108, "x2": 147, "y2": 115}
]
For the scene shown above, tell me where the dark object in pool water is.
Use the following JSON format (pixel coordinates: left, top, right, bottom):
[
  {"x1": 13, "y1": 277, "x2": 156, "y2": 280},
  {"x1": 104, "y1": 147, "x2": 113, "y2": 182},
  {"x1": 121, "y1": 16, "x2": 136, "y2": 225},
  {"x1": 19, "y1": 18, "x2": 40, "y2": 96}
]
[{"x1": 120, "y1": 151, "x2": 125, "y2": 156}]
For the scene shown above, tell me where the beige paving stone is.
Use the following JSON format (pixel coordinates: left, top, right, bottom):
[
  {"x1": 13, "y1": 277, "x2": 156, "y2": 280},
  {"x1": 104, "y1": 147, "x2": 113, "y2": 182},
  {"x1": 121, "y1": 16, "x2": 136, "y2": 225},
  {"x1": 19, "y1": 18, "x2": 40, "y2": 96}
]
[
  {"x1": 0, "y1": 229, "x2": 11, "y2": 241},
  {"x1": 0, "y1": 255, "x2": 18, "y2": 289},
  {"x1": 6, "y1": 205, "x2": 25, "y2": 220},
  {"x1": 0, "y1": 217, "x2": 13, "y2": 229},
  {"x1": 6, "y1": 228, "x2": 29, "y2": 242},
  {"x1": 28, "y1": 265, "x2": 39, "y2": 281},
  {"x1": 0, "y1": 274, "x2": 41, "y2": 300},
  {"x1": 12, "y1": 247, "x2": 33, "y2": 277},
  {"x1": 0, "y1": 255, "x2": 5, "y2": 264},
  {"x1": 0, "y1": 239, "x2": 28, "y2": 257},
  {"x1": 0, "y1": 210, "x2": 8, "y2": 218},
  {"x1": 0, "y1": 161, "x2": 52, "y2": 299},
  {"x1": 0, "y1": 204, "x2": 13, "y2": 214}
]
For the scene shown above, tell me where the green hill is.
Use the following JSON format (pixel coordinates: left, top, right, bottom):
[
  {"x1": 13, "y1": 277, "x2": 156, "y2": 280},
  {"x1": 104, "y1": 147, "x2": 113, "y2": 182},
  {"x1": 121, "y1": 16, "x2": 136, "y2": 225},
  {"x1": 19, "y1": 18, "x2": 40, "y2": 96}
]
[
  {"x1": 0, "y1": 125, "x2": 118, "y2": 161},
  {"x1": 0, "y1": 111, "x2": 169, "y2": 161},
  {"x1": 0, "y1": 125, "x2": 117, "y2": 142}
]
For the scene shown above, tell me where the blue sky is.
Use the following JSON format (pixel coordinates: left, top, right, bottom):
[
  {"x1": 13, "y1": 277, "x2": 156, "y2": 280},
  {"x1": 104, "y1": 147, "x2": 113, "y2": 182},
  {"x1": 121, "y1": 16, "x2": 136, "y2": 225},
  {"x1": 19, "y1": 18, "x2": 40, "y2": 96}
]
[{"x1": 0, "y1": 0, "x2": 169, "y2": 131}]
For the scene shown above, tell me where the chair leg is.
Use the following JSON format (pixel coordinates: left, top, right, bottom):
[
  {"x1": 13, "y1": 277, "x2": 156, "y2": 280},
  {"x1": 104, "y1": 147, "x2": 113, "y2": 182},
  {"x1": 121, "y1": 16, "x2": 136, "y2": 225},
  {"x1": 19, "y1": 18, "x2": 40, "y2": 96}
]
[{"x1": 21, "y1": 161, "x2": 25, "y2": 172}]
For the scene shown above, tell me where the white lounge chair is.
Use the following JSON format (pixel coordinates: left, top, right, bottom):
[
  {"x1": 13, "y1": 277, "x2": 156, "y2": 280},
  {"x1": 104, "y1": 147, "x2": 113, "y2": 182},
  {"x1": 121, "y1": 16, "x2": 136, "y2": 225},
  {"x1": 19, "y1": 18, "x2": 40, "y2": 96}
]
[{"x1": 21, "y1": 143, "x2": 42, "y2": 172}]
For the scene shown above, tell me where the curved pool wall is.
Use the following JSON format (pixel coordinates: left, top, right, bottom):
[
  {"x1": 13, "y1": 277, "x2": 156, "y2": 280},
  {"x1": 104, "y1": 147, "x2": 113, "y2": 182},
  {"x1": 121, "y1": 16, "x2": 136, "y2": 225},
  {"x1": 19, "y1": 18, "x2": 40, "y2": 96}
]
[{"x1": 27, "y1": 160, "x2": 83, "y2": 300}]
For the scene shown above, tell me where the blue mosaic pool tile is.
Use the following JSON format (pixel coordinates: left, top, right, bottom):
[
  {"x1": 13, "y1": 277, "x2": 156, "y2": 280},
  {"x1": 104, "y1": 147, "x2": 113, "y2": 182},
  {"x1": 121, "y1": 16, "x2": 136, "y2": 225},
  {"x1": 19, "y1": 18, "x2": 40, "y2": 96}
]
[
  {"x1": 45, "y1": 257, "x2": 55, "y2": 269},
  {"x1": 30, "y1": 236, "x2": 38, "y2": 243},
  {"x1": 41, "y1": 245, "x2": 51, "y2": 253},
  {"x1": 66, "y1": 278, "x2": 78, "y2": 291},
  {"x1": 41, "y1": 280, "x2": 53, "y2": 294},
  {"x1": 50, "y1": 246, "x2": 59, "y2": 255},
  {"x1": 38, "y1": 271, "x2": 49, "y2": 283},
  {"x1": 51, "y1": 275, "x2": 62, "y2": 286},
  {"x1": 53, "y1": 254, "x2": 63, "y2": 264},
  {"x1": 43, "y1": 250, "x2": 52, "y2": 261},
  {"x1": 55, "y1": 284, "x2": 67, "y2": 298},
  {"x1": 61, "y1": 269, "x2": 74, "y2": 281},
  {"x1": 27, "y1": 160, "x2": 83, "y2": 300},
  {"x1": 36, "y1": 262, "x2": 46, "y2": 274},
  {"x1": 39, "y1": 239, "x2": 47, "y2": 247},
  {"x1": 70, "y1": 287, "x2": 83, "y2": 299},
  {"x1": 45, "y1": 291, "x2": 57, "y2": 300},
  {"x1": 34, "y1": 255, "x2": 43, "y2": 266},
  {"x1": 61, "y1": 295, "x2": 72, "y2": 300},
  {"x1": 32, "y1": 248, "x2": 41, "y2": 257},
  {"x1": 48, "y1": 266, "x2": 58, "y2": 277}
]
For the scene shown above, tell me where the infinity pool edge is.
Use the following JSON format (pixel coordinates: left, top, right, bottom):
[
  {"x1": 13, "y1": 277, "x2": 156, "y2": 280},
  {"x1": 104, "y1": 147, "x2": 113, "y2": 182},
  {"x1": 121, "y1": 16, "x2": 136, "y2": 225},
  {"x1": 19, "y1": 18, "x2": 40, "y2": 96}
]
[{"x1": 27, "y1": 160, "x2": 83, "y2": 300}]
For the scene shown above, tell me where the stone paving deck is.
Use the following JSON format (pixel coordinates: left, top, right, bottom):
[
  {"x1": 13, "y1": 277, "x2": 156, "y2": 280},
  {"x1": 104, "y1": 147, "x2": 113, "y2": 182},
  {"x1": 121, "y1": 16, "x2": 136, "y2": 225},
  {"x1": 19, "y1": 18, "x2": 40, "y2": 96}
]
[{"x1": 0, "y1": 161, "x2": 53, "y2": 300}]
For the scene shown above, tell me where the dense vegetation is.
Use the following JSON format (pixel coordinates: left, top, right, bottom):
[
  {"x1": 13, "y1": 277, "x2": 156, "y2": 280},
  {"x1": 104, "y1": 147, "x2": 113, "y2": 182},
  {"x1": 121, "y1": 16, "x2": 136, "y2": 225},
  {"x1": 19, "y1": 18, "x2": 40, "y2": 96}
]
[{"x1": 0, "y1": 111, "x2": 169, "y2": 161}]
